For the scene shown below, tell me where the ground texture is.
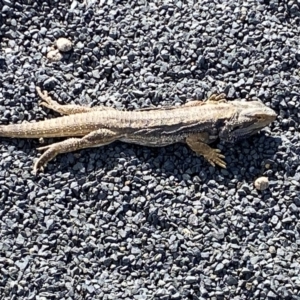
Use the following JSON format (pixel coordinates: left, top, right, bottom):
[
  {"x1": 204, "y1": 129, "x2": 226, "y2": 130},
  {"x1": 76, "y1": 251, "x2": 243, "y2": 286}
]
[{"x1": 1, "y1": 0, "x2": 300, "y2": 299}]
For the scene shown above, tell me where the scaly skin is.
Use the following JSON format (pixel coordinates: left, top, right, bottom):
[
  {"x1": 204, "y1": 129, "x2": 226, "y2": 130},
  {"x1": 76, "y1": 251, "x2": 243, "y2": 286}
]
[{"x1": 0, "y1": 87, "x2": 277, "y2": 172}]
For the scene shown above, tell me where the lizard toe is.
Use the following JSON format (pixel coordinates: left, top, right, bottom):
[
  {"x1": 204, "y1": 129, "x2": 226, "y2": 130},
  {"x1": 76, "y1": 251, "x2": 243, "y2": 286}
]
[
  {"x1": 37, "y1": 145, "x2": 51, "y2": 151},
  {"x1": 206, "y1": 149, "x2": 226, "y2": 168},
  {"x1": 33, "y1": 161, "x2": 44, "y2": 173}
]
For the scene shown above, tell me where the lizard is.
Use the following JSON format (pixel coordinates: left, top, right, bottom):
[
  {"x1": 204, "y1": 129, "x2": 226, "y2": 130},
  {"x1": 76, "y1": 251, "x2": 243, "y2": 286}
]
[{"x1": 0, "y1": 87, "x2": 277, "y2": 173}]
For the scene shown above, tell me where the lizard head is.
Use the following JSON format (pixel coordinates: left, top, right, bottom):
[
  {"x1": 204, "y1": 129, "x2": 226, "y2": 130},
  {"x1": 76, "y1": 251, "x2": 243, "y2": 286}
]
[{"x1": 219, "y1": 100, "x2": 277, "y2": 143}]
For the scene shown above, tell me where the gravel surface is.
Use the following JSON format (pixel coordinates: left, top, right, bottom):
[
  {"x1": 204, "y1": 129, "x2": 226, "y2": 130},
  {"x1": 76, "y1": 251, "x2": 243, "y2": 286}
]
[{"x1": 1, "y1": 0, "x2": 300, "y2": 299}]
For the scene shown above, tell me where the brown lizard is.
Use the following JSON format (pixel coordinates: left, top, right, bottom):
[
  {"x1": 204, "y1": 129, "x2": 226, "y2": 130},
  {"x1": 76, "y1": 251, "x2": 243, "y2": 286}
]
[{"x1": 0, "y1": 87, "x2": 277, "y2": 172}]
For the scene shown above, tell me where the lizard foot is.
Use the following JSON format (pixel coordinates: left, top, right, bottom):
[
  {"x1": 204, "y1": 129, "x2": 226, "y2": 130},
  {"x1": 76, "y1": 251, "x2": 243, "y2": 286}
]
[
  {"x1": 206, "y1": 93, "x2": 227, "y2": 103},
  {"x1": 36, "y1": 86, "x2": 115, "y2": 115},
  {"x1": 186, "y1": 134, "x2": 227, "y2": 168},
  {"x1": 36, "y1": 87, "x2": 58, "y2": 110},
  {"x1": 183, "y1": 93, "x2": 227, "y2": 107},
  {"x1": 202, "y1": 148, "x2": 226, "y2": 168},
  {"x1": 36, "y1": 86, "x2": 96, "y2": 115},
  {"x1": 33, "y1": 143, "x2": 60, "y2": 173}
]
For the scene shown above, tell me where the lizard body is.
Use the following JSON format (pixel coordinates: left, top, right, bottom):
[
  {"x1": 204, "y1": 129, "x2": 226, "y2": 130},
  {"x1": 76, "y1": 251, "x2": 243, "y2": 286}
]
[{"x1": 0, "y1": 88, "x2": 277, "y2": 172}]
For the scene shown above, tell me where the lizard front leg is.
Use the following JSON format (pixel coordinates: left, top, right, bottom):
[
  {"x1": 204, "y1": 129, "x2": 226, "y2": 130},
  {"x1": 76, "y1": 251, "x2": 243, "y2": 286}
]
[
  {"x1": 36, "y1": 87, "x2": 114, "y2": 115},
  {"x1": 186, "y1": 133, "x2": 226, "y2": 168},
  {"x1": 33, "y1": 129, "x2": 122, "y2": 172},
  {"x1": 183, "y1": 93, "x2": 227, "y2": 107},
  {"x1": 206, "y1": 93, "x2": 227, "y2": 103}
]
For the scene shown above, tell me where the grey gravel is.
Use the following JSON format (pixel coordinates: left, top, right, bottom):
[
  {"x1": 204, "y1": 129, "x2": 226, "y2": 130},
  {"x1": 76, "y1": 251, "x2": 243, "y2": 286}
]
[{"x1": 1, "y1": 0, "x2": 300, "y2": 299}]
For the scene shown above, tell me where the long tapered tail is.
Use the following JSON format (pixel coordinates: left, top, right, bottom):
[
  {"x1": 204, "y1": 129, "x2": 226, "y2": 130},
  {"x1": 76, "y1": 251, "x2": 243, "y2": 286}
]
[{"x1": 0, "y1": 115, "x2": 89, "y2": 138}]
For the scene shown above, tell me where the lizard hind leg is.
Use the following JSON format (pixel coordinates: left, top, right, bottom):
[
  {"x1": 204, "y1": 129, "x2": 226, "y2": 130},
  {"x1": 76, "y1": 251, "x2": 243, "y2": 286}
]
[
  {"x1": 33, "y1": 129, "x2": 122, "y2": 173},
  {"x1": 36, "y1": 87, "x2": 115, "y2": 115}
]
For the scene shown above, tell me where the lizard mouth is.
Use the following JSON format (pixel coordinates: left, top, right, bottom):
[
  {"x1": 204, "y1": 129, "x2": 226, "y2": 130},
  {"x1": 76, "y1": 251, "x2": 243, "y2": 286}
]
[
  {"x1": 221, "y1": 120, "x2": 271, "y2": 143},
  {"x1": 229, "y1": 123, "x2": 272, "y2": 142}
]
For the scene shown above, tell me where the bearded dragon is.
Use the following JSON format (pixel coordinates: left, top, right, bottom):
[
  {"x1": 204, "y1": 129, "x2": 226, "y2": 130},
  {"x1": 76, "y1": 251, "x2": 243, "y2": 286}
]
[{"x1": 0, "y1": 87, "x2": 277, "y2": 172}]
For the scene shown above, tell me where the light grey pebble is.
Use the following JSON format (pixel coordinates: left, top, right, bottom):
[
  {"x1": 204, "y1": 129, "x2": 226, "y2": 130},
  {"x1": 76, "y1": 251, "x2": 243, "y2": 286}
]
[
  {"x1": 254, "y1": 176, "x2": 269, "y2": 190},
  {"x1": 55, "y1": 37, "x2": 73, "y2": 52},
  {"x1": 46, "y1": 49, "x2": 62, "y2": 61}
]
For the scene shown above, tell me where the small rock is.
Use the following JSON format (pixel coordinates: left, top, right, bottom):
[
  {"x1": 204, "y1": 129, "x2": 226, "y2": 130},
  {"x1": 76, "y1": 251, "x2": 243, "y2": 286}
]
[
  {"x1": 269, "y1": 246, "x2": 276, "y2": 254},
  {"x1": 55, "y1": 37, "x2": 73, "y2": 52},
  {"x1": 185, "y1": 276, "x2": 198, "y2": 284},
  {"x1": 46, "y1": 49, "x2": 62, "y2": 61},
  {"x1": 254, "y1": 176, "x2": 269, "y2": 191},
  {"x1": 215, "y1": 263, "x2": 224, "y2": 272},
  {"x1": 227, "y1": 276, "x2": 238, "y2": 286}
]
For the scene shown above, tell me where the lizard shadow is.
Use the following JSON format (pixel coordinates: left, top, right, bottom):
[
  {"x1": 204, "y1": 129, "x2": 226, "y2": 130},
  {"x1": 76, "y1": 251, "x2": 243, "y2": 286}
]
[
  {"x1": 219, "y1": 134, "x2": 281, "y2": 178},
  {"x1": 1, "y1": 132, "x2": 280, "y2": 184},
  {"x1": 47, "y1": 132, "x2": 281, "y2": 185},
  {"x1": 29, "y1": 133, "x2": 280, "y2": 230},
  {"x1": 68, "y1": 132, "x2": 280, "y2": 194}
]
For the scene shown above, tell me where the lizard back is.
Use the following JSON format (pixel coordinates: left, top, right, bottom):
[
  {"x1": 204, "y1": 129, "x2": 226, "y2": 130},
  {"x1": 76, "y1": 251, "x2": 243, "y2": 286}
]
[{"x1": 0, "y1": 102, "x2": 235, "y2": 139}]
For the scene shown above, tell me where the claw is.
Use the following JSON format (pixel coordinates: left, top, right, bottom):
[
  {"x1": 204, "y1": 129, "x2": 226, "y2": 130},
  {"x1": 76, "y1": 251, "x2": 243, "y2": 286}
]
[{"x1": 33, "y1": 161, "x2": 44, "y2": 174}]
